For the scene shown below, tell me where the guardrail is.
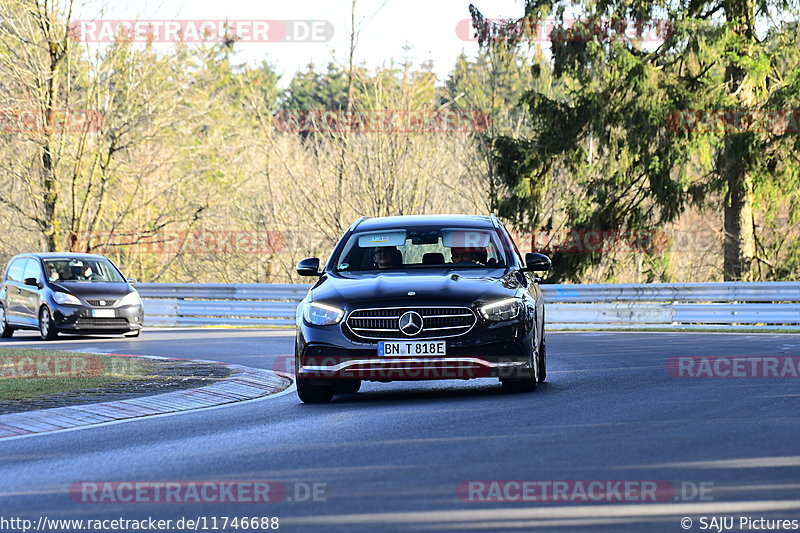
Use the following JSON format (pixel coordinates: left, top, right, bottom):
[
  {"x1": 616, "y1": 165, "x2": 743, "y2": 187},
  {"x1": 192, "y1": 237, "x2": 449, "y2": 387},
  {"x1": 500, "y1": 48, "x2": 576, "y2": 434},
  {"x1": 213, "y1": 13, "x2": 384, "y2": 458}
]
[
  {"x1": 136, "y1": 282, "x2": 800, "y2": 330},
  {"x1": 543, "y1": 282, "x2": 800, "y2": 330}
]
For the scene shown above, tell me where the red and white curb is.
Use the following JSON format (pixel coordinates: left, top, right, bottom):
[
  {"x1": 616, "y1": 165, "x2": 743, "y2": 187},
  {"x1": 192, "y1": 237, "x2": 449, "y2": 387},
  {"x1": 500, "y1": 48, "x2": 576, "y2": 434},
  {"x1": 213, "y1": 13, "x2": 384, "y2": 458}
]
[{"x1": 0, "y1": 356, "x2": 293, "y2": 439}]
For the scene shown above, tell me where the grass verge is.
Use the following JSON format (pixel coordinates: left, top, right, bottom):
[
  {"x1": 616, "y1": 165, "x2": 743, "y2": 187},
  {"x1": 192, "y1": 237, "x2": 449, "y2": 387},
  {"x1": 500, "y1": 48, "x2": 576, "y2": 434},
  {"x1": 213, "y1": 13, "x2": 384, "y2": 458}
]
[{"x1": 0, "y1": 348, "x2": 153, "y2": 401}]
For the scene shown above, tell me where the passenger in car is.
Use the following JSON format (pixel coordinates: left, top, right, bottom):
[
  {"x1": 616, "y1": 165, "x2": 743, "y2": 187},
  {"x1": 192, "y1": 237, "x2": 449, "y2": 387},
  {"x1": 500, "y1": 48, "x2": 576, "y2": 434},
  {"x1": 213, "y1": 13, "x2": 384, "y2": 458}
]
[
  {"x1": 451, "y1": 247, "x2": 487, "y2": 266},
  {"x1": 68, "y1": 265, "x2": 86, "y2": 281}
]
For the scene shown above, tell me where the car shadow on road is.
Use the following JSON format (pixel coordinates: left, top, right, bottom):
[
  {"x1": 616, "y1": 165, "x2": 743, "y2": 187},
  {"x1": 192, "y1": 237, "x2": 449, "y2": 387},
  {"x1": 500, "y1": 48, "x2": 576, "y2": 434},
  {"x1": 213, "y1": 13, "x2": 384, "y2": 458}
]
[
  {"x1": 309, "y1": 380, "x2": 566, "y2": 406},
  {"x1": 1, "y1": 333, "x2": 135, "y2": 343}
]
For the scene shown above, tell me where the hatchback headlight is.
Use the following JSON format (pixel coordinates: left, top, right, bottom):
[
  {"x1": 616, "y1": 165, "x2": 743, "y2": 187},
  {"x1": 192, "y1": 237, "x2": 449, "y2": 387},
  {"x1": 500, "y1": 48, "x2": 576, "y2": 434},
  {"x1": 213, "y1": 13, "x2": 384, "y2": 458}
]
[
  {"x1": 479, "y1": 298, "x2": 522, "y2": 321},
  {"x1": 53, "y1": 292, "x2": 82, "y2": 306},
  {"x1": 118, "y1": 291, "x2": 143, "y2": 307},
  {"x1": 304, "y1": 302, "x2": 344, "y2": 326}
]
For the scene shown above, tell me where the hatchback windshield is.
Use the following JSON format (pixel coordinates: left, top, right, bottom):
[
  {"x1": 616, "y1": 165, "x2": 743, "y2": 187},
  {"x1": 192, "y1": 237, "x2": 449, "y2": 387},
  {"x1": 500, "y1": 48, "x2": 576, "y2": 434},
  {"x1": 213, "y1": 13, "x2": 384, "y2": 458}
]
[
  {"x1": 43, "y1": 258, "x2": 125, "y2": 283},
  {"x1": 335, "y1": 227, "x2": 510, "y2": 271}
]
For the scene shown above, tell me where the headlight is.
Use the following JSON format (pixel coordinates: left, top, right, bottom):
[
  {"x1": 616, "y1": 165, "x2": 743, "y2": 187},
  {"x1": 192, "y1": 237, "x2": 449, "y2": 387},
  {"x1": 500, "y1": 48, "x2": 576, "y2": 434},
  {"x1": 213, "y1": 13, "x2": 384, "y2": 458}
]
[
  {"x1": 304, "y1": 302, "x2": 344, "y2": 326},
  {"x1": 118, "y1": 291, "x2": 143, "y2": 307},
  {"x1": 53, "y1": 292, "x2": 82, "y2": 305},
  {"x1": 479, "y1": 298, "x2": 522, "y2": 321}
]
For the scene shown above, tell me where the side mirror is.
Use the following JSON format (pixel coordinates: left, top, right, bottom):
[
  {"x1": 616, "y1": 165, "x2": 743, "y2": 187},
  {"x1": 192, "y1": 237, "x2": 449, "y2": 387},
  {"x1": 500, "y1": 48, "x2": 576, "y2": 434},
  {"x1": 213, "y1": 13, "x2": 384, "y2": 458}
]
[
  {"x1": 127, "y1": 278, "x2": 137, "y2": 285},
  {"x1": 296, "y1": 257, "x2": 322, "y2": 277},
  {"x1": 523, "y1": 252, "x2": 552, "y2": 272},
  {"x1": 24, "y1": 277, "x2": 42, "y2": 289}
]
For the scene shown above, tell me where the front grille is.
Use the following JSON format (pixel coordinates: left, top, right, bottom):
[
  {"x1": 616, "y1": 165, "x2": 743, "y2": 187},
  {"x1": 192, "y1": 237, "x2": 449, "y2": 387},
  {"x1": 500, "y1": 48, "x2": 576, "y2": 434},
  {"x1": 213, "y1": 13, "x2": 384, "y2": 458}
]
[
  {"x1": 86, "y1": 299, "x2": 117, "y2": 307},
  {"x1": 76, "y1": 318, "x2": 129, "y2": 328},
  {"x1": 346, "y1": 307, "x2": 476, "y2": 339}
]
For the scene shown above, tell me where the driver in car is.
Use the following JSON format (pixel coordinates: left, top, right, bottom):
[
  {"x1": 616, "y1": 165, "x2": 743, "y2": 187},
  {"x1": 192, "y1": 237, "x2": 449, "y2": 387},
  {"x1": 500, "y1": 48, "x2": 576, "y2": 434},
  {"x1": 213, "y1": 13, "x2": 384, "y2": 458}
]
[{"x1": 46, "y1": 264, "x2": 60, "y2": 282}]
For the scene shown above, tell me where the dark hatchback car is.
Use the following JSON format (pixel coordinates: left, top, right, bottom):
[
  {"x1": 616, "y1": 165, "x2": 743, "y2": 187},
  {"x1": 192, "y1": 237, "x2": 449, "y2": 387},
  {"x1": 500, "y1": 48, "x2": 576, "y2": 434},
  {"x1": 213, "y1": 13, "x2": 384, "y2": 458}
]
[
  {"x1": 294, "y1": 214, "x2": 551, "y2": 403},
  {"x1": 0, "y1": 253, "x2": 144, "y2": 340}
]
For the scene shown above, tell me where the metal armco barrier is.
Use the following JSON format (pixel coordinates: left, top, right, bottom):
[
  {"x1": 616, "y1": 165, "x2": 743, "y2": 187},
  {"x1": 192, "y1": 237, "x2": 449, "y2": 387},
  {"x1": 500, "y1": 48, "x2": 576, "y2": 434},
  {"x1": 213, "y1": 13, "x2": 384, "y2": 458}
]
[{"x1": 136, "y1": 282, "x2": 800, "y2": 330}]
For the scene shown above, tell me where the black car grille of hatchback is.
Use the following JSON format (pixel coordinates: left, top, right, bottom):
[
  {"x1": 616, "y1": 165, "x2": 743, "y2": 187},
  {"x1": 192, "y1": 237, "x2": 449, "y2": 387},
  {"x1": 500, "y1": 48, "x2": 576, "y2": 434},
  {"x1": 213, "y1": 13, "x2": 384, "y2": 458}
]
[
  {"x1": 76, "y1": 318, "x2": 129, "y2": 328},
  {"x1": 346, "y1": 307, "x2": 476, "y2": 339},
  {"x1": 86, "y1": 299, "x2": 118, "y2": 307}
]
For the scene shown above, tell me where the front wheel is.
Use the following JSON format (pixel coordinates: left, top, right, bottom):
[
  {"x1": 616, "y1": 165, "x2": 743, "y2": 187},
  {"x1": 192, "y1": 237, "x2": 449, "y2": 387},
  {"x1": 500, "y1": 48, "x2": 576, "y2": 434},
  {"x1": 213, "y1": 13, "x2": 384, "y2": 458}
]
[
  {"x1": 501, "y1": 376, "x2": 537, "y2": 393},
  {"x1": 335, "y1": 378, "x2": 361, "y2": 395},
  {"x1": 0, "y1": 305, "x2": 13, "y2": 338},
  {"x1": 500, "y1": 345, "x2": 539, "y2": 393},
  {"x1": 537, "y1": 336, "x2": 547, "y2": 383},
  {"x1": 39, "y1": 306, "x2": 58, "y2": 341},
  {"x1": 296, "y1": 377, "x2": 335, "y2": 403}
]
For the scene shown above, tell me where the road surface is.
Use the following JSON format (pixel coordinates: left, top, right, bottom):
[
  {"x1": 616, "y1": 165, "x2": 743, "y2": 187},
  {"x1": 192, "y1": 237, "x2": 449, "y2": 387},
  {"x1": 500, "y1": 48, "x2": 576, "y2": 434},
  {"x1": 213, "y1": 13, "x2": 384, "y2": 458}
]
[{"x1": 1, "y1": 329, "x2": 798, "y2": 532}]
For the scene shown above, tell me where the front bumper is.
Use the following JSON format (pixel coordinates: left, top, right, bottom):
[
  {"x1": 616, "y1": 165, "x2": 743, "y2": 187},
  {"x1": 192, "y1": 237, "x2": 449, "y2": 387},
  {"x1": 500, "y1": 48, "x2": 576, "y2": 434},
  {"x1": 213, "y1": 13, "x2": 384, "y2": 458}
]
[
  {"x1": 297, "y1": 320, "x2": 535, "y2": 381},
  {"x1": 299, "y1": 356, "x2": 529, "y2": 380},
  {"x1": 52, "y1": 304, "x2": 144, "y2": 333}
]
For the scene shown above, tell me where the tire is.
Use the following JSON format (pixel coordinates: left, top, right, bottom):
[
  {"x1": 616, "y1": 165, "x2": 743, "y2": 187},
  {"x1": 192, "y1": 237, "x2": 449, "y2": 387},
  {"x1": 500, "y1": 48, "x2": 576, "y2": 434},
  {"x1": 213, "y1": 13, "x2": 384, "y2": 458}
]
[
  {"x1": 501, "y1": 376, "x2": 537, "y2": 393},
  {"x1": 296, "y1": 377, "x2": 335, "y2": 403},
  {"x1": 0, "y1": 305, "x2": 13, "y2": 338},
  {"x1": 537, "y1": 336, "x2": 547, "y2": 383},
  {"x1": 38, "y1": 306, "x2": 58, "y2": 341},
  {"x1": 335, "y1": 378, "x2": 361, "y2": 395},
  {"x1": 501, "y1": 341, "x2": 539, "y2": 393}
]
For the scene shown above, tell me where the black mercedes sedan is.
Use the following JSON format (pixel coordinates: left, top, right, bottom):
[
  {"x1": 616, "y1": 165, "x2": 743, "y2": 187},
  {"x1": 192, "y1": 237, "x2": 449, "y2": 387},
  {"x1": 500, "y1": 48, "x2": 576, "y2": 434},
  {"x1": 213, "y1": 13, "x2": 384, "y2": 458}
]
[
  {"x1": 293, "y1": 214, "x2": 551, "y2": 403},
  {"x1": 0, "y1": 253, "x2": 144, "y2": 340}
]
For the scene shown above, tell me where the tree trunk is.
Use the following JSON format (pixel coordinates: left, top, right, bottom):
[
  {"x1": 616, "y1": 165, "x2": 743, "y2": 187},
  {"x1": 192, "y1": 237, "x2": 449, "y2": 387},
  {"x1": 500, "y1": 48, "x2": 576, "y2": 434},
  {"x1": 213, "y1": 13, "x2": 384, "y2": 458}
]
[
  {"x1": 41, "y1": 62, "x2": 60, "y2": 252},
  {"x1": 723, "y1": 161, "x2": 755, "y2": 280},
  {"x1": 334, "y1": 0, "x2": 357, "y2": 231},
  {"x1": 721, "y1": 0, "x2": 755, "y2": 281}
]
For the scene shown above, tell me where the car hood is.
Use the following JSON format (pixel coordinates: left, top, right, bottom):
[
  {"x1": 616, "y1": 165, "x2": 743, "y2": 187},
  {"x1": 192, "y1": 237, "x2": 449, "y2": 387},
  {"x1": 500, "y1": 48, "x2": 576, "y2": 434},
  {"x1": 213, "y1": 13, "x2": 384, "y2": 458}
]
[
  {"x1": 48, "y1": 282, "x2": 134, "y2": 299},
  {"x1": 311, "y1": 269, "x2": 522, "y2": 307}
]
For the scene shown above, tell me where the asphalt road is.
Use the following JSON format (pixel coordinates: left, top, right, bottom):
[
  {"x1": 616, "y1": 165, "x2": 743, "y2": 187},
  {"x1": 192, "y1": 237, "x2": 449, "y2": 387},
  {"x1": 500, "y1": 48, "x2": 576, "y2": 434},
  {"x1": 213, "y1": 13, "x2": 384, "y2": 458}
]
[{"x1": 1, "y1": 329, "x2": 799, "y2": 532}]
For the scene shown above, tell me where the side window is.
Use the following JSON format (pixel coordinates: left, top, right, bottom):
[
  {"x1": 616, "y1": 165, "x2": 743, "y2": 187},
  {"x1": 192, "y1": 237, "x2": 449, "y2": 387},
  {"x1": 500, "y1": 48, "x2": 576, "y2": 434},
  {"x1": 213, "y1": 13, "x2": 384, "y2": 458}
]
[
  {"x1": 23, "y1": 259, "x2": 43, "y2": 284},
  {"x1": 500, "y1": 227, "x2": 524, "y2": 267},
  {"x1": 6, "y1": 259, "x2": 26, "y2": 283}
]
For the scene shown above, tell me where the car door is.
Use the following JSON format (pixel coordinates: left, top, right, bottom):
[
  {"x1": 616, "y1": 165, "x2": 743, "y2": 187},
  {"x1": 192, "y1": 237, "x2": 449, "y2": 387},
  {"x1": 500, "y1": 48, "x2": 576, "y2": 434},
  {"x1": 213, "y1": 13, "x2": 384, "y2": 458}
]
[
  {"x1": 502, "y1": 226, "x2": 544, "y2": 343},
  {"x1": 3, "y1": 258, "x2": 27, "y2": 324},
  {"x1": 19, "y1": 258, "x2": 44, "y2": 324}
]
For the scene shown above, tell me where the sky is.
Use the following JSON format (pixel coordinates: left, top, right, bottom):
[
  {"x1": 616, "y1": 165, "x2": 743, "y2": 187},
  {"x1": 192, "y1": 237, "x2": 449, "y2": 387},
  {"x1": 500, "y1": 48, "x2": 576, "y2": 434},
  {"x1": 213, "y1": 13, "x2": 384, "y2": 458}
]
[{"x1": 74, "y1": 0, "x2": 527, "y2": 86}]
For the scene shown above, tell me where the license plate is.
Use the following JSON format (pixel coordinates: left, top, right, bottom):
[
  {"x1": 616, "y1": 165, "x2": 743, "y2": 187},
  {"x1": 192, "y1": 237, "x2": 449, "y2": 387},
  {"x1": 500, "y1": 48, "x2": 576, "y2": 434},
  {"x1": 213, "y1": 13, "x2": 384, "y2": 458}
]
[
  {"x1": 91, "y1": 309, "x2": 115, "y2": 318},
  {"x1": 378, "y1": 341, "x2": 446, "y2": 357}
]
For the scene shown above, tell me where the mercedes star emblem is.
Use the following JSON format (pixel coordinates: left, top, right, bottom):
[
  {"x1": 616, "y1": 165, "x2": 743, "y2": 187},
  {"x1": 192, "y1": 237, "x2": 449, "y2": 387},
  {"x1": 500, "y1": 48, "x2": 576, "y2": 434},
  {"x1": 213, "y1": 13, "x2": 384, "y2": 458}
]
[{"x1": 398, "y1": 311, "x2": 424, "y2": 336}]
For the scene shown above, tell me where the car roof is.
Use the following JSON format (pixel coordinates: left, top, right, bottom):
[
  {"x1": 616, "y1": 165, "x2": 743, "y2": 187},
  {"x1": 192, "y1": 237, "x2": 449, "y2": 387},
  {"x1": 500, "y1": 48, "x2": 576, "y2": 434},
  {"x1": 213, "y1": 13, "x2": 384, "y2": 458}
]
[
  {"x1": 354, "y1": 214, "x2": 496, "y2": 231},
  {"x1": 11, "y1": 252, "x2": 110, "y2": 261}
]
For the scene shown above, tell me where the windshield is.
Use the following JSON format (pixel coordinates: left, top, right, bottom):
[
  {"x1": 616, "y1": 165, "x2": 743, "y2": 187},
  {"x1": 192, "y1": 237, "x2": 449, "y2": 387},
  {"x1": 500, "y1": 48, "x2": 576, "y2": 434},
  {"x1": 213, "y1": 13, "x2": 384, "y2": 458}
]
[
  {"x1": 43, "y1": 258, "x2": 125, "y2": 283},
  {"x1": 334, "y1": 226, "x2": 510, "y2": 272}
]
